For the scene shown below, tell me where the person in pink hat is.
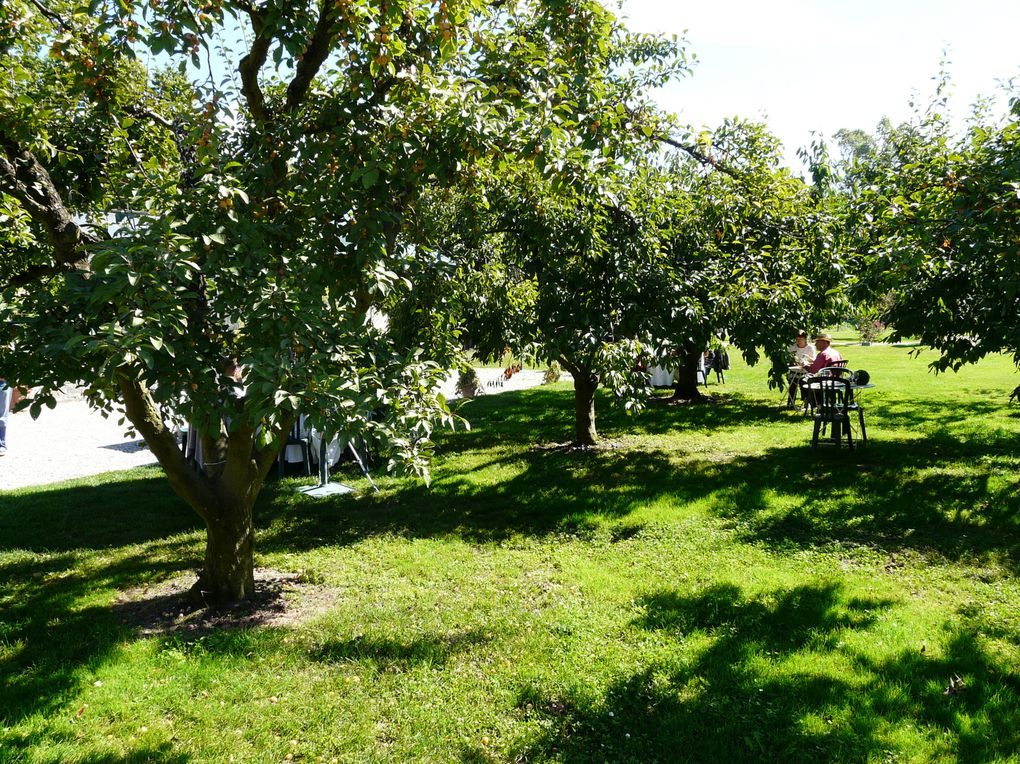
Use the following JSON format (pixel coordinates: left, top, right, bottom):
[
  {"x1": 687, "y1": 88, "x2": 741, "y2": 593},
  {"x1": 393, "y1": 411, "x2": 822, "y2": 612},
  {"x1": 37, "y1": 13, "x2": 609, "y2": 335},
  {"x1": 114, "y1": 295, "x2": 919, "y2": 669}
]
[{"x1": 804, "y1": 333, "x2": 843, "y2": 374}]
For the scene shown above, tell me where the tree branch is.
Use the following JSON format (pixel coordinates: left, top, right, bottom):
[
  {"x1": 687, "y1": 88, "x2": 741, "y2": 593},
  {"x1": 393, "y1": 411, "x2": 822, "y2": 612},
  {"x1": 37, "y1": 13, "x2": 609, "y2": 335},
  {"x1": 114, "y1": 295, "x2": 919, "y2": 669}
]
[
  {"x1": 125, "y1": 104, "x2": 175, "y2": 131},
  {"x1": 27, "y1": 0, "x2": 65, "y2": 27},
  {"x1": 238, "y1": 9, "x2": 273, "y2": 124},
  {"x1": 656, "y1": 133, "x2": 747, "y2": 181},
  {"x1": 303, "y1": 74, "x2": 397, "y2": 136},
  {"x1": 226, "y1": 0, "x2": 257, "y2": 14},
  {"x1": 117, "y1": 373, "x2": 218, "y2": 519},
  {"x1": 1, "y1": 262, "x2": 66, "y2": 290},
  {"x1": 284, "y1": 0, "x2": 339, "y2": 112},
  {"x1": 0, "y1": 130, "x2": 98, "y2": 276}
]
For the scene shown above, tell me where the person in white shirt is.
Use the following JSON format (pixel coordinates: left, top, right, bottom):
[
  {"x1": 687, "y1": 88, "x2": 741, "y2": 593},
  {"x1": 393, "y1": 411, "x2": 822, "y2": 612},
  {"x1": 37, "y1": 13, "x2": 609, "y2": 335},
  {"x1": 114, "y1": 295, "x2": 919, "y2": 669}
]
[{"x1": 786, "y1": 331, "x2": 816, "y2": 406}]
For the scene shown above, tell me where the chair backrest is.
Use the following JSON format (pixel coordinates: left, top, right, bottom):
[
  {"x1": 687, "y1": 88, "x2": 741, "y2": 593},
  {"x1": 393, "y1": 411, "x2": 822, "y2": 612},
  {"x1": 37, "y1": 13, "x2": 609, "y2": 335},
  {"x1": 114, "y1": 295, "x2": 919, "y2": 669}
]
[
  {"x1": 818, "y1": 364, "x2": 851, "y2": 379},
  {"x1": 287, "y1": 418, "x2": 307, "y2": 443},
  {"x1": 803, "y1": 376, "x2": 853, "y2": 418}
]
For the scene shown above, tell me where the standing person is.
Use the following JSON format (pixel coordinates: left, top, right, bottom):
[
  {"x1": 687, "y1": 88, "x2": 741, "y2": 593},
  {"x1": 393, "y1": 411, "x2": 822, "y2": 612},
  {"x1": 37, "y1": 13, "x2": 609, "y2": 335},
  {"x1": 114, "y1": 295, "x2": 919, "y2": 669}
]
[
  {"x1": 0, "y1": 375, "x2": 11, "y2": 456},
  {"x1": 786, "y1": 331, "x2": 816, "y2": 406}
]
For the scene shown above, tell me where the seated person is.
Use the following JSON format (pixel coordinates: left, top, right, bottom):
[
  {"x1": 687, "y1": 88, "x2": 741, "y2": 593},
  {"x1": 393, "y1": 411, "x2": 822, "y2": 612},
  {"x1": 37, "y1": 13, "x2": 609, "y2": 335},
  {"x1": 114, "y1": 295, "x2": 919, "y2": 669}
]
[
  {"x1": 786, "y1": 331, "x2": 816, "y2": 405},
  {"x1": 789, "y1": 330, "x2": 816, "y2": 366},
  {"x1": 803, "y1": 333, "x2": 843, "y2": 375}
]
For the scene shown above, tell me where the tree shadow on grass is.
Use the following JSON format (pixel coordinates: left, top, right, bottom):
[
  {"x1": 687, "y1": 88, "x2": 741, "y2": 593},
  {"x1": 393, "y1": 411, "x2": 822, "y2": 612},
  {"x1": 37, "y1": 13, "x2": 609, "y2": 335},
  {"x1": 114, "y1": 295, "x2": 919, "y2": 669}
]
[
  {"x1": 256, "y1": 442, "x2": 679, "y2": 553},
  {"x1": 503, "y1": 582, "x2": 1018, "y2": 763},
  {"x1": 0, "y1": 538, "x2": 199, "y2": 726},
  {"x1": 2, "y1": 384, "x2": 1018, "y2": 749},
  {"x1": 257, "y1": 422, "x2": 1020, "y2": 573},
  {"x1": 867, "y1": 395, "x2": 1016, "y2": 431},
  {"x1": 0, "y1": 735, "x2": 192, "y2": 764},
  {"x1": 309, "y1": 627, "x2": 491, "y2": 670},
  {"x1": 452, "y1": 387, "x2": 793, "y2": 445},
  {"x1": 696, "y1": 433, "x2": 1020, "y2": 566},
  {"x1": 0, "y1": 466, "x2": 199, "y2": 553}
]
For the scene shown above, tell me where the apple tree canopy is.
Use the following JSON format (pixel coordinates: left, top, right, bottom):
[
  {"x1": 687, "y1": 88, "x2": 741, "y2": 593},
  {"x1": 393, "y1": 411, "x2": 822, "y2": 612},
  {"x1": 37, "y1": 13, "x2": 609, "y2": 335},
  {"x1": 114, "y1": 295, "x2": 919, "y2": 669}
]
[{"x1": 0, "y1": 0, "x2": 682, "y2": 601}]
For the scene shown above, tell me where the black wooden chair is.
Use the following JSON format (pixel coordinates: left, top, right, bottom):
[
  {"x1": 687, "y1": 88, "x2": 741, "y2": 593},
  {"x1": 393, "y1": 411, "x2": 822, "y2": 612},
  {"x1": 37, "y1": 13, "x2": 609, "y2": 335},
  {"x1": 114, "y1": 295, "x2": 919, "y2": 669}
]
[
  {"x1": 802, "y1": 375, "x2": 866, "y2": 450},
  {"x1": 800, "y1": 361, "x2": 851, "y2": 414},
  {"x1": 819, "y1": 360, "x2": 850, "y2": 376}
]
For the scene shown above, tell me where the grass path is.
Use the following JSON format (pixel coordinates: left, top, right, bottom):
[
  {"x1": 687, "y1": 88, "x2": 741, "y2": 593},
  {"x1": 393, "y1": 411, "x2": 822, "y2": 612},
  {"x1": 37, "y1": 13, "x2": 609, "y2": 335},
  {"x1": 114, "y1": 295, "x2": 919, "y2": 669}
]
[{"x1": 2, "y1": 345, "x2": 1019, "y2": 762}]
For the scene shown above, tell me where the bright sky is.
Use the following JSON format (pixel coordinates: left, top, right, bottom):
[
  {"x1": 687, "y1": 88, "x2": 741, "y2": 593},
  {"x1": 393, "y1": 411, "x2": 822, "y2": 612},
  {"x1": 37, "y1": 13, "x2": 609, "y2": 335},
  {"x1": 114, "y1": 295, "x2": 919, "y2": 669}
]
[{"x1": 618, "y1": 0, "x2": 1020, "y2": 169}]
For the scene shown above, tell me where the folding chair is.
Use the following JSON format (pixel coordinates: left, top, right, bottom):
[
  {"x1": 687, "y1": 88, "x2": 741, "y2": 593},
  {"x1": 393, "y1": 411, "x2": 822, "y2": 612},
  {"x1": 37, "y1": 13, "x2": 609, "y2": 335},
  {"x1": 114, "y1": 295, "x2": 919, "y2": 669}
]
[{"x1": 278, "y1": 417, "x2": 312, "y2": 477}]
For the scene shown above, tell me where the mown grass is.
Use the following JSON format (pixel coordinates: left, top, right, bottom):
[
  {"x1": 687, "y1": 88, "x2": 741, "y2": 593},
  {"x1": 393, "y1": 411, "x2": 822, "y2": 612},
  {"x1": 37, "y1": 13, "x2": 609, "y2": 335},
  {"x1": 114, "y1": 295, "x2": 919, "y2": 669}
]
[{"x1": 2, "y1": 345, "x2": 1019, "y2": 763}]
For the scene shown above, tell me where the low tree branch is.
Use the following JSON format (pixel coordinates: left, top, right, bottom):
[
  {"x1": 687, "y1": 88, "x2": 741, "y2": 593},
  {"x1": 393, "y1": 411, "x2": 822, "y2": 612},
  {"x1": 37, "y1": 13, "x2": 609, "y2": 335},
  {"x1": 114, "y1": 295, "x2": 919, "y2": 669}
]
[
  {"x1": 117, "y1": 373, "x2": 217, "y2": 519},
  {"x1": 200, "y1": 426, "x2": 229, "y2": 481},
  {"x1": 223, "y1": 416, "x2": 293, "y2": 499}
]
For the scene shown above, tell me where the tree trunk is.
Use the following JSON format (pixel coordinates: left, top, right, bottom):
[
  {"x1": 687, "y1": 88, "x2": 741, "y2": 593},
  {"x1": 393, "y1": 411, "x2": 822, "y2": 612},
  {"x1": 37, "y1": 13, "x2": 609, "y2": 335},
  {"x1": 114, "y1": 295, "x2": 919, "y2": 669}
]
[
  {"x1": 117, "y1": 376, "x2": 286, "y2": 607},
  {"x1": 572, "y1": 371, "x2": 599, "y2": 446},
  {"x1": 193, "y1": 495, "x2": 256, "y2": 605},
  {"x1": 673, "y1": 345, "x2": 708, "y2": 401}
]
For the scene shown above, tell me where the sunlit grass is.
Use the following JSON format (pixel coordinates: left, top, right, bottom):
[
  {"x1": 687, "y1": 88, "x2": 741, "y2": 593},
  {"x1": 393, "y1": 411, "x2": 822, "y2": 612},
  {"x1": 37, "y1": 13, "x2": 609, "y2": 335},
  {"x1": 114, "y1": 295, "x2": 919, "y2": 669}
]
[{"x1": 2, "y1": 346, "x2": 1019, "y2": 762}]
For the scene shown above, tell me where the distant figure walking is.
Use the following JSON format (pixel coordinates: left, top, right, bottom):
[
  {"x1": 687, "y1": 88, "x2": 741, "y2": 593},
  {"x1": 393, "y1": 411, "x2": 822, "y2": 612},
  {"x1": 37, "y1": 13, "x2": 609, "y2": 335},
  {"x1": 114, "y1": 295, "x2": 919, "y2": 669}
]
[{"x1": 0, "y1": 376, "x2": 12, "y2": 456}]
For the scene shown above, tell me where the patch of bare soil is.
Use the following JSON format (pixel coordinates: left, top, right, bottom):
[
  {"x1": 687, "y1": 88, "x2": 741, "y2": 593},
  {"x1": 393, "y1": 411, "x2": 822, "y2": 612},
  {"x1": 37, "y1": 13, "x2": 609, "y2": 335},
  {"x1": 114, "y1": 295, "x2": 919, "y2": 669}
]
[
  {"x1": 113, "y1": 568, "x2": 339, "y2": 637},
  {"x1": 533, "y1": 440, "x2": 622, "y2": 453},
  {"x1": 649, "y1": 393, "x2": 714, "y2": 406}
]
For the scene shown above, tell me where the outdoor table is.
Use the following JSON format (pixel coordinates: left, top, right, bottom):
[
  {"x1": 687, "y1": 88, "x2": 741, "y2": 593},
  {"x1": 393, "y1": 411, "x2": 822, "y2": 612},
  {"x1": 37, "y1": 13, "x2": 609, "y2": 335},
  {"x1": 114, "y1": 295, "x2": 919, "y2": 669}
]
[{"x1": 851, "y1": 382, "x2": 875, "y2": 406}]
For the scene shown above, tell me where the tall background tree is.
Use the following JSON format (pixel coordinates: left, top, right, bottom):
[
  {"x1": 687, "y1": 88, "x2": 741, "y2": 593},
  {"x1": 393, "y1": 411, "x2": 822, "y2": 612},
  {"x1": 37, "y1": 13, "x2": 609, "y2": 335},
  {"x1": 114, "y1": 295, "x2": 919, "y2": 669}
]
[
  {"x1": 836, "y1": 80, "x2": 1020, "y2": 393},
  {"x1": 390, "y1": 13, "x2": 689, "y2": 446},
  {"x1": 651, "y1": 120, "x2": 845, "y2": 400},
  {"x1": 406, "y1": 116, "x2": 845, "y2": 446}
]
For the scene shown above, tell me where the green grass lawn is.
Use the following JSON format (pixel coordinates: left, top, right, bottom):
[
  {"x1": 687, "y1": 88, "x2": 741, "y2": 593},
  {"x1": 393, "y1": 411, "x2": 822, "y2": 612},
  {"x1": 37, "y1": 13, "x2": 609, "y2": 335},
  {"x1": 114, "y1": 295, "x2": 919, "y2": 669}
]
[{"x1": 2, "y1": 346, "x2": 1019, "y2": 763}]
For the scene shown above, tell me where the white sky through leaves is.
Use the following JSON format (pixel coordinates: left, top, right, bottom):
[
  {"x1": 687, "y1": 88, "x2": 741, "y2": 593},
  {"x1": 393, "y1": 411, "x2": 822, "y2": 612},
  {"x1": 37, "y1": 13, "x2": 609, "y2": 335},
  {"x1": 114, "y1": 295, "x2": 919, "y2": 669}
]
[{"x1": 619, "y1": 0, "x2": 1020, "y2": 168}]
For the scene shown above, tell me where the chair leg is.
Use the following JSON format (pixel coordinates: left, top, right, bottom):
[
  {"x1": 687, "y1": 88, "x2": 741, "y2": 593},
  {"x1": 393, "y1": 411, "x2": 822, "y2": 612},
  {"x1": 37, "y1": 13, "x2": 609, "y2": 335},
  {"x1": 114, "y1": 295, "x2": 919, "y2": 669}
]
[
  {"x1": 858, "y1": 409, "x2": 867, "y2": 445},
  {"x1": 844, "y1": 413, "x2": 854, "y2": 450},
  {"x1": 812, "y1": 419, "x2": 821, "y2": 449}
]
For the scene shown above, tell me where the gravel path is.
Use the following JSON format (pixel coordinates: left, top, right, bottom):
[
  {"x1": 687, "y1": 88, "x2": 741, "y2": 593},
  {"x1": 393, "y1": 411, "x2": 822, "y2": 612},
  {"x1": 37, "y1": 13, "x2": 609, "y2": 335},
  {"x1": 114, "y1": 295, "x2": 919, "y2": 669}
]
[
  {"x1": 0, "y1": 399, "x2": 158, "y2": 492},
  {"x1": 0, "y1": 368, "x2": 558, "y2": 492}
]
